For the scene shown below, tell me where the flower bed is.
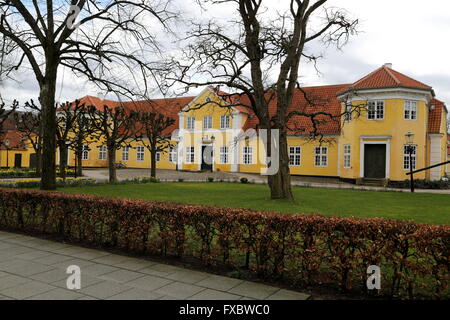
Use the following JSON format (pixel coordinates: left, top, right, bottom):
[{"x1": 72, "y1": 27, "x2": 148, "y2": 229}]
[
  {"x1": 0, "y1": 168, "x2": 76, "y2": 178},
  {"x1": 0, "y1": 188, "x2": 448, "y2": 299}
]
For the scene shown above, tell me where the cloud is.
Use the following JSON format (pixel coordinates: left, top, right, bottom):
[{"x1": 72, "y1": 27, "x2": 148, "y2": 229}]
[{"x1": 1, "y1": 0, "x2": 449, "y2": 107}]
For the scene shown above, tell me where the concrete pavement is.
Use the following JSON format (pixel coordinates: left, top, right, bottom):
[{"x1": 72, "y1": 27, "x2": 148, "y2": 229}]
[{"x1": 0, "y1": 231, "x2": 310, "y2": 301}]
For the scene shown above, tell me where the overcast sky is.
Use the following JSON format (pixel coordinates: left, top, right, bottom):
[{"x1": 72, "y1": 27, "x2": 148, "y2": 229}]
[{"x1": 1, "y1": 0, "x2": 450, "y2": 108}]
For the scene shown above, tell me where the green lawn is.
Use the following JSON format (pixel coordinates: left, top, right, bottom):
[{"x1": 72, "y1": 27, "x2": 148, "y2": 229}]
[{"x1": 59, "y1": 182, "x2": 450, "y2": 225}]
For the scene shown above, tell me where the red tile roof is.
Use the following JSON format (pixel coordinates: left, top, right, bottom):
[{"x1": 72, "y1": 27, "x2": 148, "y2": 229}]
[
  {"x1": 123, "y1": 97, "x2": 195, "y2": 136},
  {"x1": 219, "y1": 84, "x2": 349, "y2": 135},
  {"x1": 428, "y1": 99, "x2": 445, "y2": 134},
  {"x1": 0, "y1": 130, "x2": 28, "y2": 150},
  {"x1": 338, "y1": 65, "x2": 433, "y2": 95},
  {"x1": 74, "y1": 96, "x2": 195, "y2": 136}
]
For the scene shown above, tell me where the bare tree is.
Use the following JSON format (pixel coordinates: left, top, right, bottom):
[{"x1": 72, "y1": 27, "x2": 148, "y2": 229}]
[
  {"x1": 56, "y1": 100, "x2": 88, "y2": 180},
  {"x1": 135, "y1": 101, "x2": 175, "y2": 178},
  {"x1": 67, "y1": 109, "x2": 95, "y2": 178},
  {"x1": 0, "y1": 100, "x2": 17, "y2": 134},
  {"x1": 0, "y1": 1, "x2": 176, "y2": 190},
  {"x1": 164, "y1": 0, "x2": 358, "y2": 200},
  {"x1": 88, "y1": 104, "x2": 140, "y2": 182},
  {"x1": 14, "y1": 101, "x2": 43, "y2": 174}
]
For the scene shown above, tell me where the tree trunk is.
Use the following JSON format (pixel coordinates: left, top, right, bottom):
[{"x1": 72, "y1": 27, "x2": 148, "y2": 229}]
[
  {"x1": 108, "y1": 146, "x2": 117, "y2": 183},
  {"x1": 76, "y1": 147, "x2": 83, "y2": 177},
  {"x1": 59, "y1": 145, "x2": 68, "y2": 181},
  {"x1": 267, "y1": 128, "x2": 294, "y2": 200},
  {"x1": 36, "y1": 149, "x2": 42, "y2": 176},
  {"x1": 39, "y1": 63, "x2": 58, "y2": 190},
  {"x1": 150, "y1": 149, "x2": 156, "y2": 178}
]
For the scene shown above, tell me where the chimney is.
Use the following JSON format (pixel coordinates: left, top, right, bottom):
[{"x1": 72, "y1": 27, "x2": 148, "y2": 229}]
[{"x1": 383, "y1": 63, "x2": 393, "y2": 69}]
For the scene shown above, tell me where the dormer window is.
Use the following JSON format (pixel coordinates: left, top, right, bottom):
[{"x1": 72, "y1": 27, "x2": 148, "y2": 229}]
[
  {"x1": 220, "y1": 115, "x2": 231, "y2": 129},
  {"x1": 368, "y1": 101, "x2": 384, "y2": 120},
  {"x1": 187, "y1": 116, "x2": 195, "y2": 130},
  {"x1": 404, "y1": 101, "x2": 417, "y2": 120}
]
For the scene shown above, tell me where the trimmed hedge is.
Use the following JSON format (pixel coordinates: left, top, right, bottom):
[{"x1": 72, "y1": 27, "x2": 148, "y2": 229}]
[
  {"x1": 388, "y1": 179, "x2": 449, "y2": 190},
  {"x1": 0, "y1": 188, "x2": 448, "y2": 299}
]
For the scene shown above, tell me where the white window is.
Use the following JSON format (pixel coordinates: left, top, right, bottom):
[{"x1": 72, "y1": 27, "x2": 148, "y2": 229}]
[
  {"x1": 122, "y1": 146, "x2": 129, "y2": 161},
  {"x1": 203, "y1": 116, "x2": 212, "y2": 129},
  {"x1": 82, "y1": 145, "x2": 89, "y2": 160},
  {"x1": 404, "y1": 101, "x2": 417, "y2": 120},
  {"x1": 368, "y1": 101, "x2": 384, "y2": 120},
  {"x1": 219, "y1": 146, "x2": 229, "y2": 164},
  {"x1": 314, "y1": 146, "x2": 328, "y2": 167},
  {"x1": 98, "y1": 145, "x2": 107, "y2": 160},
  {"x1": 186, "y1": 147, "x2": 195, "y2": 163},
  {"x1": 220, "y1": 115, "x2": 231, "y2": 129},
  {"x1": 137, "y1": 146, "x2": 145, "y2": 162},
  {"x1": 156, "y1": 152, "x2": 161, "y2": 162},
  {"x1": 289, "y1": 146, "x2": 301, "y2": 166},
  {"x1": 343, "y1": 145, "x2": 351, "y2": 168},
  {"x1": 344, "y1": 104, "x2": 352, "y2": 122},
  {"x1": 243, "y1": 146, "x2": 253, "y2": 165},
  {"x1": 403, "y1": 145, "x2": 417, "y2": 170},
  {"x1": 169, "y1": 146, "x2": 178, "y2": 163},
  {"x1": 187, "y1": 116, "x2": 195, "y2": 130}
]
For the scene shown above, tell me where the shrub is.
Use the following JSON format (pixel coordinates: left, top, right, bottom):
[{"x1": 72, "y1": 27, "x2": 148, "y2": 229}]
[
  {"x1": 178, "y1": 178, "x2": 184, "y2": 182},
  {"x1": 388, "y1": 179, "x2": 450, "y2": 190},
  {"x1": 240, "y1": 177, "x2": 249, "y2": 184},
  {"x1": 0, "y1": 188, "x2": 448, "y2": 300},
  {"x1": 207, "y1": 177, "x2": 214, "y2": 182}
]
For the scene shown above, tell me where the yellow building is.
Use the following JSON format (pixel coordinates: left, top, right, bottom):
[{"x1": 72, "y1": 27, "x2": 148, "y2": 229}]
[
  {"x1": 3, "y1": 64, "x2": 449, "y2": 183},
  {"x1": 0, "y1": 130, "x2": 34, "y2": 168}
]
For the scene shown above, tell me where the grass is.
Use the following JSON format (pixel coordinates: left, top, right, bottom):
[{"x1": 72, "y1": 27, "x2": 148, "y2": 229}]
[{"x1": 59, "y1": 182, "x2": 450, "y2": 225}]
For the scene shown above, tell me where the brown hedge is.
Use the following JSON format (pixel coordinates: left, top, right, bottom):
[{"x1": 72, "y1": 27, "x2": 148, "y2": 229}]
[{"x1": 0, "y1": 188, "x2": 448, "y2": 299}]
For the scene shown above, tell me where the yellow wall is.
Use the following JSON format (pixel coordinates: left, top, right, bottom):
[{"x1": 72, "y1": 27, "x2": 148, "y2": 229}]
[
  {"x1": 0, "y1": 149, "x2": 31, "y2": 168},
  {"x1": 287, "y1": 136, "x2": 339, "y2": 177},
  {"x1": 64, "y1": 138, "x2": 177, "y2": 170},
  {"x1": 339, "y1": 98, "x2": 428, "y2": 181}
]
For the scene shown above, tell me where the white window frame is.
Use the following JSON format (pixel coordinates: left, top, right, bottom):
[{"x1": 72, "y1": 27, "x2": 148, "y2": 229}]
[
  {"x1": 289, "y1": 146, "x2": 301, "y2": 166},
  {"x1": 403, "y1": 145, "x2": 417, "y2": 171},
  {"x1": 203, "y1": 116, "x2": 212, "y2": 129},
  {"x1": 82, "y1": 145, "x2": 89, "y2": 161},
  {"x1": 122, "y1": 146, "x2": 129, "y2": 161},
  {"x1": 186, "y1": 146, "x2": 195, "y2": 164},
  {"x1": 187, "y1": 116, "x2": 196, "y2": 130},
  {"x1": 404, "y1": 100, "x2": 418, "y2": 120},
  {"x1": 136, "y1": 146, "x2": 145, "y2": 162},
  {"x1": 343, "y1": 145, "x2": 351, "y2": 169},
  {"x1": 220, "y1": 115, "x2": 231, "y2": 129},
  {"x1": 98, "y1": 145, "x2": 107, "y2": 161},
  {"x1": 219, "y1": 146, "x2": 229, "y2": 164},
  {"x1": 314, "y1": 146, "x2": 328, "y2": 167},
  {"x1": 368, "y1": 100, "x2": 385, "y2": 120},
  {"x1": 243, "y1": 146, "x2": 253, "y2": 165},
  {"x1": 169, "y1": 146, "x2": 178, "y2": 163}
]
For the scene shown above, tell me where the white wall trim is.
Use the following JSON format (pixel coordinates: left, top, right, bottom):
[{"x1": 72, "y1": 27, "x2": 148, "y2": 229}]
[{"x1": 338, "y1": 87, "x2": 432, "y2": 103}]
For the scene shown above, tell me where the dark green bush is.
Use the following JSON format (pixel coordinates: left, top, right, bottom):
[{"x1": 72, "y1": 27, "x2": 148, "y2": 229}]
[
  {"x1": 388, "y1": 179, "x2": 449, "y2": 189},
  {"x1": 240, "y1": 177, "x2": 249, "y2": 184}
]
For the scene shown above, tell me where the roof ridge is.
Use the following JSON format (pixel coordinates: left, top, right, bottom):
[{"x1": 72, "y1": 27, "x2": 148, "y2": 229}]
[
  {"x1": 389, "y1": 68, "x2": 431, "y2": 88},
  {"x1": 383, "y1": 66, "x2": 401, "y2": 85}
]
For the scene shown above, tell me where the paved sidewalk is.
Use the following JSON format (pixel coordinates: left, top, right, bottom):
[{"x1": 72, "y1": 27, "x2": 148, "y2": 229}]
[{"x1": 0, "y1": 231, "x2": 309, "y2": 301}]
